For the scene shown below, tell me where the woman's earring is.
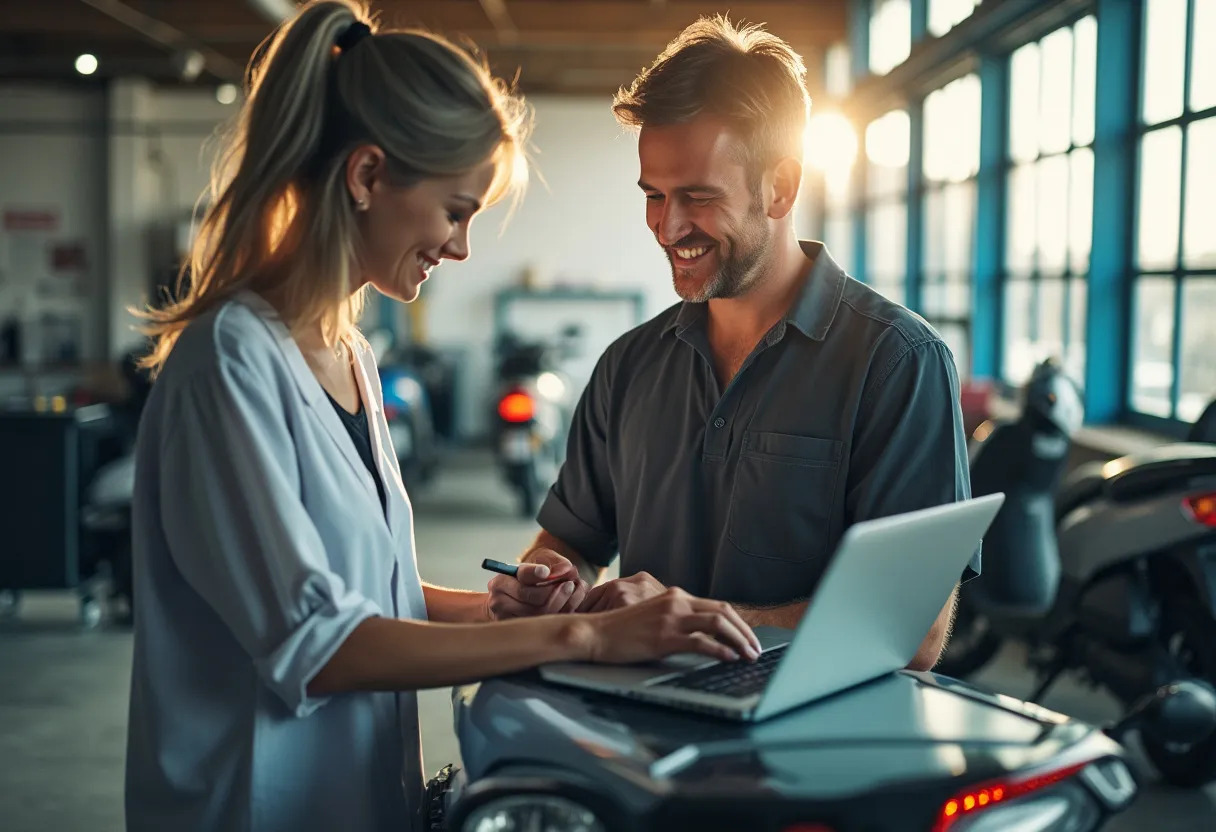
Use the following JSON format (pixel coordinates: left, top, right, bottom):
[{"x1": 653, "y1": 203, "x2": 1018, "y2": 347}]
[{"x1": 355, "y1": 198, "x2": 367, "y2": 211}]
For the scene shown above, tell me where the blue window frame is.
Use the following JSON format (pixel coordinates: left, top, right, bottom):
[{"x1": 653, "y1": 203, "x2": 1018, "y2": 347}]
[
  {"x1": 1001, "y1": 16, "x2": 1097, "y2": 388},
  {"x1": 920, "y1": 74, "x2": 981, "y2": 377},
  {"x1": 1130, "y1": 0, "x2": 1216, "y2": 423},
  {"x1": 863, "y1": 109, "x2": 911, "y2": 304}
]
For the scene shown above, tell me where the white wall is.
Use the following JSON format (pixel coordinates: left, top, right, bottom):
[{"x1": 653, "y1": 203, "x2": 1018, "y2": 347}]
[
  {"x1": 0, "y1": 85, "x2": 108, "y2": 371},
  {"x1": 420, "y1": 96, "x2": 677, "y2": 437}
]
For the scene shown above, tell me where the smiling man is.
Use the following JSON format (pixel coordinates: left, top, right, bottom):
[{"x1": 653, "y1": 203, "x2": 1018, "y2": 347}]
[{"x1": 487, "y1": 16, "x2": 977, "y2": 671}]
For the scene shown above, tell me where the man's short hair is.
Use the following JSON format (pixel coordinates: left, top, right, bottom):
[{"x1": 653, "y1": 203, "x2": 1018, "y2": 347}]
[{"x1": 612, "y1": 15, "x2": 810, "y2": 178}]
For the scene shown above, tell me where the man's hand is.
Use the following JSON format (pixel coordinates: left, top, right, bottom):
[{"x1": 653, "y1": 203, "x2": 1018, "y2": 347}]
[
  {"x1": 484, "y1": 549, "x2": 589, "y2": 619},
  {"x1": 577, "y1": 571, "x2": 667, "y2": 613}
]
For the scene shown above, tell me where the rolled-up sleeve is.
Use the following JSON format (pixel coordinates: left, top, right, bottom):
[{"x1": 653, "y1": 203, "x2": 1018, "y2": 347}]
[
  {"x1": 538, "y1": 353, "x2": 619, "y2": 567},
  {"x1": 847, "y1": 336, "x2": 980, "y2": 581},
  {"x1": 158, "y1": 358, "x2": 381, "y2": 717}
]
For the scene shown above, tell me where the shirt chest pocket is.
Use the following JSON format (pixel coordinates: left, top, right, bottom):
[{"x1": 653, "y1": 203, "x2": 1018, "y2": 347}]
[{"x1": 726, "y1": 431, "x2": 844, "y2": 563}]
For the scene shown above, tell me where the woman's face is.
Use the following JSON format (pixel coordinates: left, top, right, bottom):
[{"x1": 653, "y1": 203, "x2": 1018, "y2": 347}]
[{"x1": 349, "y1": 148, "x2": 497, "y2": 303}]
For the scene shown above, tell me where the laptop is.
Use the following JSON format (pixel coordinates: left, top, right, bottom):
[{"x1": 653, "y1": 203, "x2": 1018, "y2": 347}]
[{"x1": 539, "y1": 494, "x2": 1005, "y2": 722}]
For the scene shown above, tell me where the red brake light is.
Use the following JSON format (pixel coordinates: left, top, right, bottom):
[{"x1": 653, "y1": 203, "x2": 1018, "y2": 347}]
[
  {"x1": 933, "y1": 760, "x2": 1090, "y2": 832},
  {"x1": 498, "y1": 391, "x2": 534, "y2": 423},
  {"x1": 1183, "y1": 493, "x2": 1216, "y2": 528}
]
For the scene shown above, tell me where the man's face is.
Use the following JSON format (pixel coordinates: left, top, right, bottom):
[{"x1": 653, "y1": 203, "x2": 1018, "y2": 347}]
[{"x1": 638, "y1": 117, "x2": 771, "y2": 303}]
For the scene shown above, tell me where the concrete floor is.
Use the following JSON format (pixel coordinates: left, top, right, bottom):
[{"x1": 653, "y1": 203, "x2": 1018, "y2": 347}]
[{"x1": 1, "y1": 450, "x2": 1214, "y2": 830}]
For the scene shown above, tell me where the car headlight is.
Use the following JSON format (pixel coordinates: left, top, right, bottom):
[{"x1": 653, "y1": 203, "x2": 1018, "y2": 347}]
[{"x1": 461, "y1": 794, "x2": 604, "y2": 832}]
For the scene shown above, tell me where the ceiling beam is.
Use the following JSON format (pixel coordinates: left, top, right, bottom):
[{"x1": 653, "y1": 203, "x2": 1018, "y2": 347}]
[
  {"x1": 75, "y1": 0, "x2": 244, "y2": 81},
  {"x1": 477, "y1": 0, "x2": 519, "y2": 45}
]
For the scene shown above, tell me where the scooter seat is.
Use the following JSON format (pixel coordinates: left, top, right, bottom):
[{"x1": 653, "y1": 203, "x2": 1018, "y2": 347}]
[
  {"x1": 1059, "y1": 445, "x2": 1216, "y2": 519},
  {"x1": 1056, "y1": 462, "x2": 1106, "y2": 519}
]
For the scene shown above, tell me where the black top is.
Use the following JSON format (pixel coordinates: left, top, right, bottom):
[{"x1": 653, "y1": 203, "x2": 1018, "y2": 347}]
[
  {"x1": 326, "y1": 391, "x2": 387, "y2": 515},
  {"x1": 537, "y1": 241, "x2": 979, "y2": 606}
]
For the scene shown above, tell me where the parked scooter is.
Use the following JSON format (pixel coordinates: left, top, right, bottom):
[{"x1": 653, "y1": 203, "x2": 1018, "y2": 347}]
[
  {"x1": 376, "y1": 342, "x2": 441, "y2": 491},
  {"x1": 940, "y1": 358, "x2": 1216, "y2": 786},
  {"x1": 491, "y1": 327, "x2": 580, "y2": 518}
]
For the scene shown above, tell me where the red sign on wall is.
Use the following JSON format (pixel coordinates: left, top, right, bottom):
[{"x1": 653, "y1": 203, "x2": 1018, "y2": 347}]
[{"x1": 3, "y1": 209, "x2": 60, "y2": 231}]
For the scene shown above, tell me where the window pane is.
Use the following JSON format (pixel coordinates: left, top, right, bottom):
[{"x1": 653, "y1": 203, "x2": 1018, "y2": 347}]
[
  {"x1": 1179, "y1": 280, "x2": 1216, "y2": 422},
  {"x1": 1131, "y1": 277, "x2": 1177, "y2": 417},
  {"x1": 1010, "y1": 44, "x2": 1041, "y2": 163},
  {"x1": 1040, "y1": 27, "x2": 1073, "y2": 155},
  {"x1": 866, "y1": 111, "x2": 910, "y2": 197},
  {"x1": 1184, "y1": 118, "x2": 1216, "y2": 268},
  {"x1": 1037, "y1": 155, "x2": 1070, "y2": 272},
  {"x1": 923, "y1": 275, "x2": 946, "y2": 314},
  {"x1": 867, "y1": 202, "x2": 907, "y2": 278},
  {"x1": 870, "y1": 0, "x2": 911, "y2": 75},
  {"x1": 1037, "y1": 277, "x2": 1066, "y2": 364},
  {"x1": 1192, "y1": 0, "x2": 1216, "y2": 111},
  {"x1": 1069, "y1": 149, "x2": 1094, "y2": 272},
  {"x1": 924, "y1": 75, "x2": 981, "y2": 183},
  {"x1": 1006, "y1": 163, "x2": 1037, "y2": 272},
  {"x1": 1066, "y1": 278, "x2": 1088, "y2": 385},
  {"x1": 944, "y1": 276, "x2": 971, "y2": 317},
  {"x1": 1004, "y1": 277, "x2": 1035, "y2": 384},
  {"x1": 1143, "y1": 0, "x2": 1187, "y2": 125},
  {"x1": 1138, "y1": 127, "x2": 1183, "y2": 269},
  {"x1": 825, "y1": 214, "x2": 854, "y2": 274},
  {"x1": 943, "y1": 181, "x2": 974, "y2": 273},
  {"x1": 923, "y1": 189, "x2": 945, "y2": 273},
  {"x1": 937, "y1": 323, "x2": 970, "y2": 379},
  {"x1": 1073, "y1": 16, "x2": 1097, "y2": 147},
  {"x1": 929, "y1": 0, "x2": 979, "y2": 37}
]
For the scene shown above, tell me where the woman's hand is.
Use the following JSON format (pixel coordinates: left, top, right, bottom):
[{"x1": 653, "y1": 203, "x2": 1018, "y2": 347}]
[
  {"x1": 484, "y1": 549, "x2": 589, "y2": 619},
  {"x1": 583, "y1": 587, "x2": 762, "y2": 664}
]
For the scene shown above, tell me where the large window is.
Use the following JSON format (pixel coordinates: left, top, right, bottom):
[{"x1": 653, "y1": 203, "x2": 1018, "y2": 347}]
[
  {"x1": 864, "y1": 109, "x2": 911, "y2": 304},
  {"x1": 929, "y1": 0, "x2": 980, "y2": 37},
  {"x1": 822, "y1": 172, "x2": 855, "y2": 273},
  {"x1": 921, "y1": 74, "x2": 981, "y2": 376},
  {"x1": 1002, "y1": 17, "x2": 1097, "y2": 387},
  {"x1": 870, "y1": 0, "x2": 911, "y2": 75},
  {"x1": 1131, "y1": 0, "x2": 1216, "y2": 422}
]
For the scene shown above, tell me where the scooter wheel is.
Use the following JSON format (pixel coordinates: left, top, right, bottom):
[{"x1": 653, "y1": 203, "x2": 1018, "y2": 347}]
[{"x1": 1141, "y1": 595, "x2": 1216, "y2": 787}]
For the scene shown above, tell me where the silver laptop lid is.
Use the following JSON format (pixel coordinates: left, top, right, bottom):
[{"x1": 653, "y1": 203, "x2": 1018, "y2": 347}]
[{"x1": 754, "y1": 494, "x2": 1004, "y2": 721}]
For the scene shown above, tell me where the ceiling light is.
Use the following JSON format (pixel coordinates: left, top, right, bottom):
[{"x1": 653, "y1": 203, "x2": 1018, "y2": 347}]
[
  {"x1": 75, "y1": 54, "x2": 98, "y2": 76},
  {"x1": 216, "y1": 83, "x2": 239, "y2": 105}
]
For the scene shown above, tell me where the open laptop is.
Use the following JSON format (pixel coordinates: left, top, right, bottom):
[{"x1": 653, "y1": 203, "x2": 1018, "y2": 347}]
[{"x1": 539, "y1": 494, "x2": 1005, "y2": 722}]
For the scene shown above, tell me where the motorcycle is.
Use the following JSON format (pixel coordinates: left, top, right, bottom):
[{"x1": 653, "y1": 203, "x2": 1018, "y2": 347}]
[
  {"x1": 939, "y1": 358, "x2": 1216, "y2": 786},
  {"x1": 491, "y1": 327, "x2": 579, "y2": 518},
  {"x1": 427, "y1": 637, "x2": 1216, "y2": 832},
  {"x1": 376, "y1": 345, "x2": 440, "y2": 492}
]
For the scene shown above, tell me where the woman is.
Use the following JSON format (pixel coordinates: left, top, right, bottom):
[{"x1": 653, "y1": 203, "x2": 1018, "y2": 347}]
[{"x1": 124, "y1": 2, "x2": 760, "y2": 831}]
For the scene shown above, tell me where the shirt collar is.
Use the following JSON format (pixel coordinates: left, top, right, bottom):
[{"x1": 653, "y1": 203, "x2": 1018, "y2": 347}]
[{"x1": 661, "y1": 241, "x2": 848, "y2": 342}]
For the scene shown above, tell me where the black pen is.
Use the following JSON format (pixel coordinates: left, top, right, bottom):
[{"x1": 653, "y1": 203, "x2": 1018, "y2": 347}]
[
  {"x1": 481, "y1": 558, "x2": 520, "y2": 578},
  {"x1": 482, "y1": 557, "x2": 568, "y2": 586}
]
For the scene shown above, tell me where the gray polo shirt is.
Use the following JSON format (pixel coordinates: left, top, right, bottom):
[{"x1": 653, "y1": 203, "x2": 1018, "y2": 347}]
[{"x1": 538, "y1": 242, "x2": 979, "y2": 606}]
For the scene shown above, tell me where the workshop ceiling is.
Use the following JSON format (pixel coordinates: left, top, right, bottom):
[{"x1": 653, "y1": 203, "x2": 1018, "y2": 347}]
[{"x1": 0, "y1": 0, "x2": 846, "y2": 95}]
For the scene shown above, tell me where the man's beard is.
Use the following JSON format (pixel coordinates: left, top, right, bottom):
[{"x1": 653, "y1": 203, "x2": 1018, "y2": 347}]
[{"x1": 669, "y1": 210, "x2": 771, "y2": 303}]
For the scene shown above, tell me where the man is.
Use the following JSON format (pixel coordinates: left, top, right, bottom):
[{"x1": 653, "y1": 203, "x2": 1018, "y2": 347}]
[{"x1": 486, "y1": 16, "x2": 977, "y2": 671}]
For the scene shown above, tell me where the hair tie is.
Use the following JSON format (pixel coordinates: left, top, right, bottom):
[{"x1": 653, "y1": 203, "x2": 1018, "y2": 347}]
[{"x1": 335, "y1": 21, "x2": 372, "y2": 53}]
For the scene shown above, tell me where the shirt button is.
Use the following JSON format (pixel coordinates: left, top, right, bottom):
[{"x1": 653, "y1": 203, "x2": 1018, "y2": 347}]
[{"x1": 713, "y1": 417, "x2": 726, "y2": 429}]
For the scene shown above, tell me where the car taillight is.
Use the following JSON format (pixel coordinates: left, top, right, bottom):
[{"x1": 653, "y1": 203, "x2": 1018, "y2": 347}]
[
  {"x1": 933, "y1": 760, "x2": 1091, "y2": 832},
  {"x1": 1183, "y1": 493, "x2": 1216, "y2": 528},
  {"x1": 498, "y1": 391, "x2": 534, "y2": 423}
]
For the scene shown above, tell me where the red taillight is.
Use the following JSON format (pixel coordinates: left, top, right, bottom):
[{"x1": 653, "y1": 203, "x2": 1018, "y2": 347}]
[
  {"x1": 933, "y1": 760, "x2": 1090, "y2": 832},
  {"x1": 498, "y1": 391, "x2": 534, "y2": 423},
  {"x1": 1183, "y1": 493, "x2": 1216, "y2": 528}
]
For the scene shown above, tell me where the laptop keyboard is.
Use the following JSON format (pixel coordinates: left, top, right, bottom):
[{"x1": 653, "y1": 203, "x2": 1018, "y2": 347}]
[{"x1": 654, "y1": 644, "x2": 788, "y2": 698}]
